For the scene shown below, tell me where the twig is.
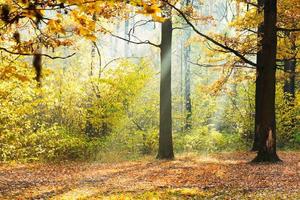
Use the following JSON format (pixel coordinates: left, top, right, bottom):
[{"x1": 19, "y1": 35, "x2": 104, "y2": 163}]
[{"x1": 0, "y1": 47, "x2": 76, "y2": 59}]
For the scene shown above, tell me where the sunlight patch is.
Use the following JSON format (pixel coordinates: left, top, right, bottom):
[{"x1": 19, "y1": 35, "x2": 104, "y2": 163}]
[
  {"x1": 168, "y1": 188, "x2": 213, "y2": 197},
  {"x1": 54, "y1": 187, "x2": 99, "y2": 200}
]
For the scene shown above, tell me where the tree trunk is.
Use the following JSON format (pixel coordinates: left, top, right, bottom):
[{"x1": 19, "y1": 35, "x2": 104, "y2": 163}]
[
  {"x1": 184, "y1": 44, "x2": 192, "y2": 130},
  {"x1": 85, "y1": 14, "x2": 100, "y2": 137},
  {"x1": 124, "y1": 19, "x2": 130, "y2": 57},
  {"x1": 283, "y1": 33, "x2": 296, "y2": 100},
  {"x1": 284, "y1": 59, "x2": 296, "y2": 99},
  {"x1": 184, "y1": 0, "x2": 192, "y2": 130},
  {"x1": 33, "y1": 20, "x2": 42, "y2": 87},
  {"x1": 157, "y1": 12, "x2": 174, "y2": 159},
  {"x1": 179, "y1": 28, "x2": 184, "y2": 132},
  {"x1": 252, "y1": 0, "x2": 281, "y2": 162},
  {"x1": 252, "y1": 0, "x2": 264, "y2": 151},
  {"x1": 33, "y1": 52, "x2": 42, "y2": 86}
]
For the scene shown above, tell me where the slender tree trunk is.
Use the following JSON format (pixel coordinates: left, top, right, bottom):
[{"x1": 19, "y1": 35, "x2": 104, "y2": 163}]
[
  {"x1": 184, "y1": 0, "x2": 192, "y2": 130},
  {"x1": 86, "y1": 14, "x2": 95, "y2": 136},
  {"x1": 157, "y1": 10, "x2": 174, "y2": 159},
  {"x1": 252, "y1": 0, "x2": 264, "y2": 151},
  {"x1": 283, "y1": 56, "x2": 296, "y2": 133},
  {"x1": 112, "y1": 23, "x2": 120, "y2": 56},
  {"x1": 90, "y1": 43, "x2": 96, "y2": 76},
  {"x1": 33, "y1": 52, "x2": 42, "y2": 86},
  {"x1": 252, "y1": 0, "x2": 281, "y2": 162},
  {"x1": 85, "y1": 41, "x2": 97, "y2": 136},
  {"x1": 184, "y1": 41, "x2": 192, "y2": 130},
  {"x1": 284, "y1": 60, "x2": 296, "y2": 99},
  {"x1": 124, "y1": 19, "x2": 130, "y2": 57},
  {"x1": 284, "y1": 34, "x2": 296, "y2": 100},
  {"x1": 33, "y1": 20, "x2": 42, "y2": 87},
  {"x1": 180, "y1": 29, "x2": 184, "y2": 132}
]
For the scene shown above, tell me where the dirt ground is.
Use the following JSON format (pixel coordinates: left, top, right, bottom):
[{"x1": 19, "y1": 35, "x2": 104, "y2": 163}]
[{"x1": 0, "y1": 151, "x2": 299, "y2": 199}]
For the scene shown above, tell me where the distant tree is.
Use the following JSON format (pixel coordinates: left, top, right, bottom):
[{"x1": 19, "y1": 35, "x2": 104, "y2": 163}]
[
  {"x1": 0, "y1": 0, "x2": 122, "y2": 82},
  {"x1": 283, "y1": 33, "x2": 297, "y2": 101},
  {"x1": 182, "y1": 0, "x2": 192, "y2": 130}
]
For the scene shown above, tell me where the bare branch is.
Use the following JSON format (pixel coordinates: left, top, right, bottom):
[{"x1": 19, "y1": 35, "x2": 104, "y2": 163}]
[
  {"x1": 0, "y1": 47, "x2": 76, "y2": 59},
  {"x1": 103, "y1": 56, "x2": 144, "y2": 71},
  {"x1": 172, "y1": 26, "x2": 190, "y2": 31},
  {"x1": 93, "y1": 42, "x2": 102, "y2": 78},
  {"x1": 163, "y1": 0, "x2": 257, "y2": 67},
  {"x1": 111, "y1": 33, "x2": 160, "y2": 48},
  {"x1": 189, "y1": 60, "x2": 256, "y2": 69},
  {"x1": 277, "y1": 27, "x2": 300, "y2": 32}
]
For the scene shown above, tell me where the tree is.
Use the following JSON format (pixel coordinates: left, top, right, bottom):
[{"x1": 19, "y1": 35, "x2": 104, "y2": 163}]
[
  {"x1": 0, "y1": 0, "x2": 124, "y2": 82},
  {"x1": 283, "y1": 33, "x2": 297, "y2": 100},
  {"x1": 157, "y1": 4, "x2": 174, "y2": 159},
  {"x1": 252, "y1": 0, "x2": 264, "y2": 151},
  {"x1": 112, "y1": 1, "x2": 174, "y2": 159},
  {"x1": 278, "y1": 0, "x2": 299, "y2": 103},
  {"x1": 252, "y1": 0, "x2": 281, "y2": 162},
  {"x1": 166, "y1": 0, "x2": 295, "y2": 162},
  {"x1": 183, "y1": 0, "x2": 192, "y2": 130}
]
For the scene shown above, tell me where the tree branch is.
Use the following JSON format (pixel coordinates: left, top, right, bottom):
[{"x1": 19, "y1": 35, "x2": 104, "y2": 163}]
[
  {"x1": 0, "y1": 47, "x2": 76, "y2": 59},
  {"x1": 189, "y1": 60, "x2": 256, "y2": 69},
  {"x1": 163, "y1": 0, "x2": 257, "y2": 67},
  {"x1": 277, "y1": 27, "x2": 300, "y2": 32},
  {"x1": 111, "y1": 33, "x2": 160, "y2": 48}
]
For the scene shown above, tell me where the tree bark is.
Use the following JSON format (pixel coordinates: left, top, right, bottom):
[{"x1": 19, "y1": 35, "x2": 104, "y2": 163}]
[
  {"x1": 252, "y1": 0, "x2": 264, "y2": 151},
  {"x1": 283, "y1": 33, "x2": 296, "y2": 101},
  {"x1": 124, "y1": 19, "x2": 130, "y2": 57},
  {"x1": 184, "y1": 44, "x2": 192, "y2": 130},
  {"x1": 157, "y1": 12, "x2": 174, "y2": 159},
  {"x1": 33, "y1": 20, "x2": 42, "y2": 87},
  {"x1": 252, "y1": 0, "x2": 281, "y2": 162},
  {"x1": 33, "y1": 53, "x2": 42, "y2": 86},
  {"x1": 284, "y1": 59, "x2": 296, "y2": 99},
  {"x1": 184, "y1": 0, "x2": 192, "y2": 130}
]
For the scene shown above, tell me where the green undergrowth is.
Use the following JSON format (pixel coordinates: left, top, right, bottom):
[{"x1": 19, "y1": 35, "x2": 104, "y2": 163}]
[{"x1": 1, "y1": 123, "x2": 299, "y2": 163}]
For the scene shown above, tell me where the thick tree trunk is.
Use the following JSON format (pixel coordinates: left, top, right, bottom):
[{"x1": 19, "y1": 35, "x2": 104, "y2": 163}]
[
  {"x1": 157, "y1": 15, "x2": 174, "y2": 160},
  {"x1": 252, "y1": 0, "x2": 281, "y2": 162},
  {"x1": 252, "y1": 0, "x2": 264, "y2": 151}
]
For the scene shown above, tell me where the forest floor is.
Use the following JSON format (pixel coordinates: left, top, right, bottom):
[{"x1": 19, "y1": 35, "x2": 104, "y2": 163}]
[{"x1": 0, "y1": 151, "x2": 299, "y2": 200}]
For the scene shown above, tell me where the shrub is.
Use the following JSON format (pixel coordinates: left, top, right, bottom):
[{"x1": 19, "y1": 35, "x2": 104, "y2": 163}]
[
  {"x1": 0, "y1": 125, "x2": 106, "y2": 162},
  {"x1": 174, "y1": 126, "x2": 248, "y2": 153}
]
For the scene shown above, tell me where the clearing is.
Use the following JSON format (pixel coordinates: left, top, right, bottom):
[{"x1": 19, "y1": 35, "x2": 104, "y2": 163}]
[{"x1": 0, "y1": 152, "x2": 299, "y2": 199}]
